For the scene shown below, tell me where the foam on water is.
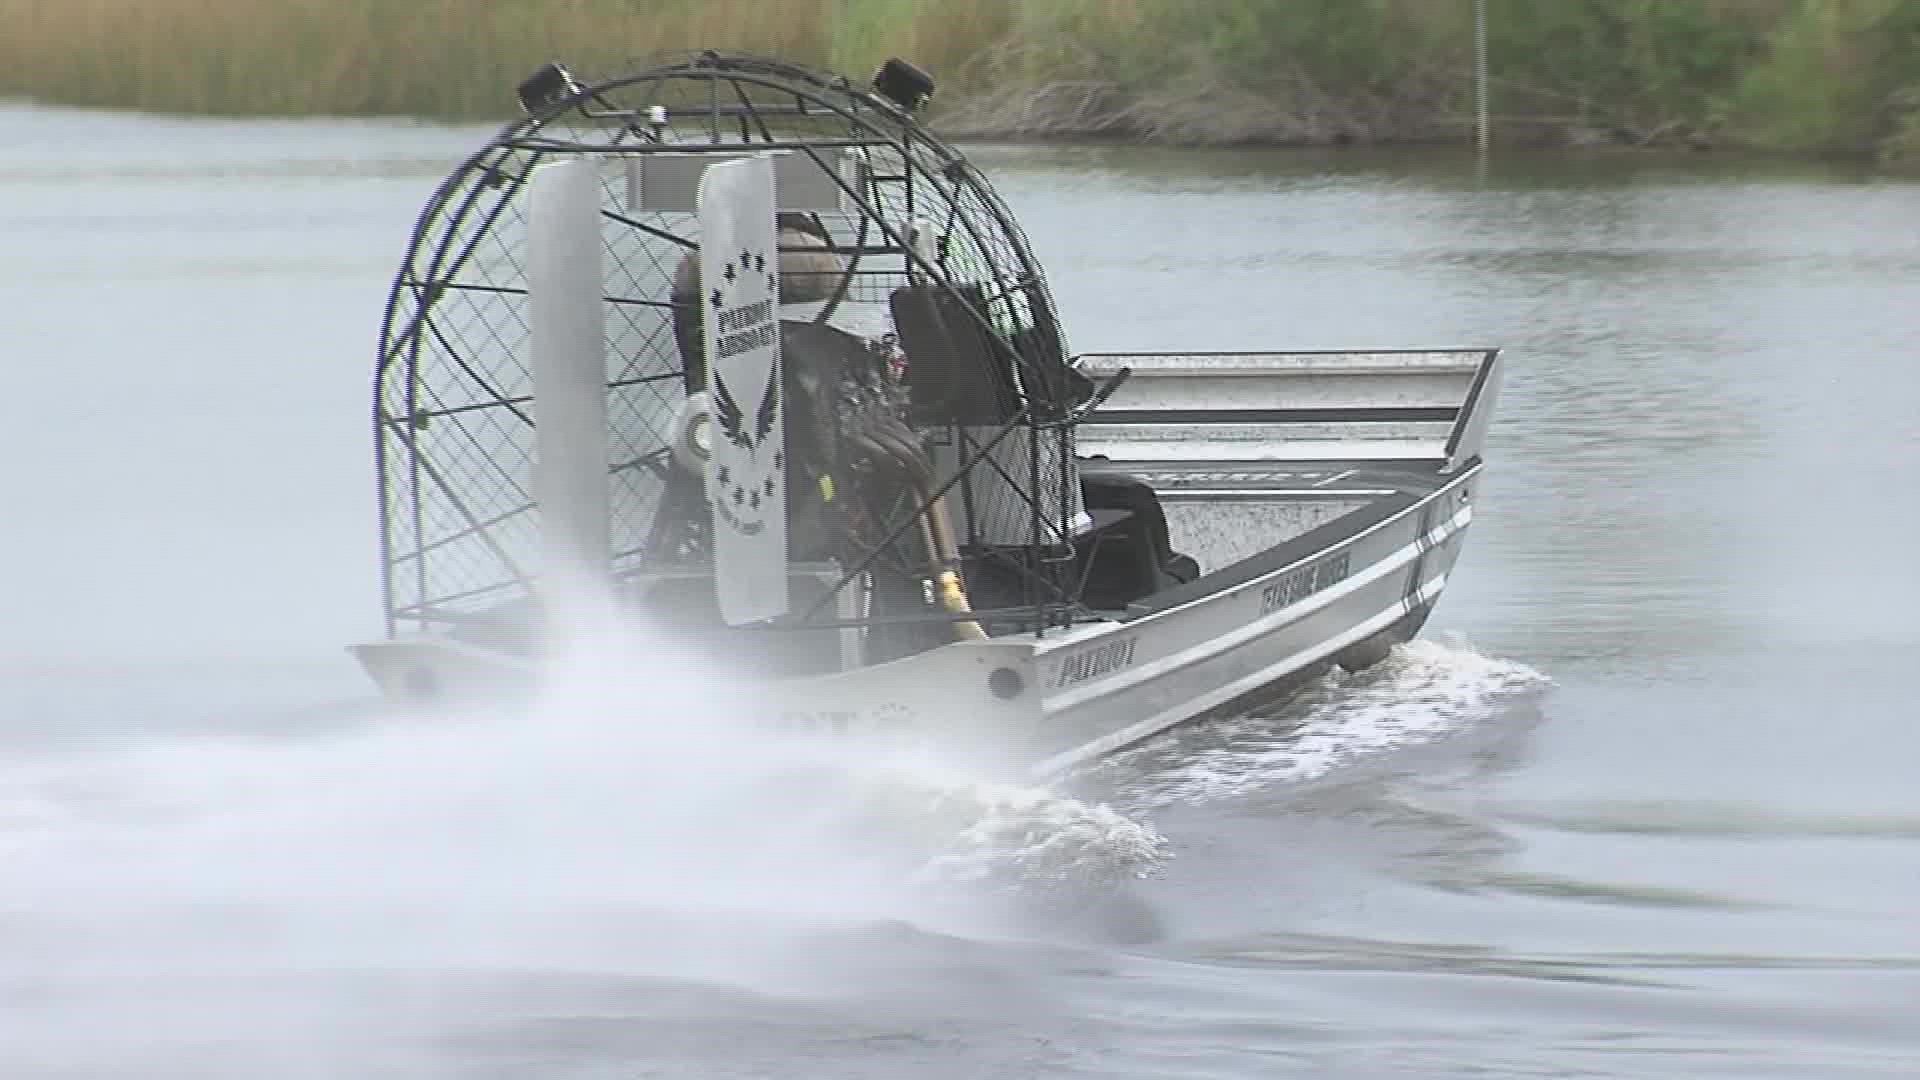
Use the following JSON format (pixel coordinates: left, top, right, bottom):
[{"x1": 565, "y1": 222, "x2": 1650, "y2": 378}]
[
  {"x1": 0, "y1": 614, "x2": 1541, "y2": 1071},
  {"x1": 1085, "y1": 637, "x2": 1550, "y2": 810},
  {"x1": 0, "y1": 619, "x2": 1165, "y2": 989}
]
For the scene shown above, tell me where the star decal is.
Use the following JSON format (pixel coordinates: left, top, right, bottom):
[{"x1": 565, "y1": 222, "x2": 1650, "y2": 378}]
[
  {"x1": 752, "y1": 252, "x2": 767, "y2": 273},
  {"x1": 715, "y1": 463, "x2": 731, "y2": 487},
  {"x1": 739, "y1": 249, "x2": 752, "y2": 271},
  {"x1": 723, "y1": 262, "x2": 736, "y2": 284},
  {"x1": 732, "y1": 486, "x2": 745, "y2": 505},
  {"x1": 771, "y1": 450, "x2": 784, "y2": 470},
  {"x1": 762, "y1": 477, "x2": 776, "y2": 498},
  {"x1": 709, "y1": 288, "x2": 723, "y2": 309}
]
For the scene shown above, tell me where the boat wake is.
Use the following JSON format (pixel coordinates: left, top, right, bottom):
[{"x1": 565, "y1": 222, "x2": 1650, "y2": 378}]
[
  {"x1": 1082, "y1": 636, "x2": 1551, "y2": 810},
  {"x1": 0, "y1": 624, "x2": 1165, "y2": 994},
  {"x1": 1, "y1": 629, "x2": 1539, "y2": 1022}
]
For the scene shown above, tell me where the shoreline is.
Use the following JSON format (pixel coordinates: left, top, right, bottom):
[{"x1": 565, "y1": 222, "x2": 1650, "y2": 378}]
[
  {"x1": 924, "y1": 76, "x2": 1919, "y2": 171},
  {"x1": 3, "y1": 0, "x2": 1915, "y2": 171},
  {"x1": 3, "y1": 94, "x2": 1910, "y2": 177}
]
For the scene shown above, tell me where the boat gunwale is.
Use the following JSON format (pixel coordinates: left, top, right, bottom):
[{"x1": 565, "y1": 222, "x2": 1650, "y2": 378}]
[{"x1": 1103, "y1": 462, "x2": 1466, "y2": 626}]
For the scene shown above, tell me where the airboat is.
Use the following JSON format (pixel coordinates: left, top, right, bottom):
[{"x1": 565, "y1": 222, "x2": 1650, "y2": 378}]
[{"x1": 351, "y1": 53, "x2": 1503, "y2": 777}]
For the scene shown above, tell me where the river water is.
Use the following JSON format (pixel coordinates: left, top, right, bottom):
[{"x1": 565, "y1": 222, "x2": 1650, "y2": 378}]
[{"x1": 3, "y1": 107, "x2": 1918, "y2": 1078}]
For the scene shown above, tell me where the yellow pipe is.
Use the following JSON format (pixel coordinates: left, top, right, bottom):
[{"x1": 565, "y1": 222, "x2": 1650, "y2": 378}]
[
  {"x1": 934, "y1": 569, "x2": 989, "y2": 642},
  {"x1": 917, "y1": 493, "x2": 987, "y2": 642},
  {"x1": 848, "y1": 424, "x2": 987, "y2": 643}
]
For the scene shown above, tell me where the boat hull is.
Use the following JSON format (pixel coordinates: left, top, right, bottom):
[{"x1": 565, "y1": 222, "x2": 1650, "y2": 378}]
[
  {"x1": 353, "y1": 346, "x2": 1501, "y2": 778},
  {"x1": 352, "y1": 462, "x2": 1477, "y2": 778},
  {"x1": 1024, "y1": 463, "x2": 1476, "y2": 773}
]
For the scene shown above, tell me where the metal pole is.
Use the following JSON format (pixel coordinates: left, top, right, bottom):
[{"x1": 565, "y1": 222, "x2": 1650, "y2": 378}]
[{"x1": 1474, "y1": 0, "x2": 1490, "y2": 161}]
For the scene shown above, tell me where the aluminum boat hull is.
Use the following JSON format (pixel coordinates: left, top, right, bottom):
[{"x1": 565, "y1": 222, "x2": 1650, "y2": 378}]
[{"x1": 356, "y1": 345, "x2": 1498, "y2": 779}]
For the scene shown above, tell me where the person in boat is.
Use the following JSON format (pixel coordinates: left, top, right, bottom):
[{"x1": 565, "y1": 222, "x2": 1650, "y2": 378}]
[{"x1": 668, "y1": 212, "x2": 848, "y2": 393}]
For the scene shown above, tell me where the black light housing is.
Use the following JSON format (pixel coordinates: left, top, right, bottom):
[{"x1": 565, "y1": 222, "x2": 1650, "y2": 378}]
[
  {"x1": 872, "y1": 58, "x2": 935, "y2": 113},
  {"x1": 516, "y1": 62, "x2": 582, "y2": 115}
]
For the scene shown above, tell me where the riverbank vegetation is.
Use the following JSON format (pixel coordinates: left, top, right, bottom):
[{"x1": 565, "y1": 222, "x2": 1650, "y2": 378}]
[{"x1": 2, "y1": 0, "x2": 1916, "y2": 163}]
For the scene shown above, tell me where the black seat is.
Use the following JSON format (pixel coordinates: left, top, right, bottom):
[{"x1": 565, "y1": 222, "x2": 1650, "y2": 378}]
[
  {"x1": 1075, "y1": 471, "x2": 1199, "y2": 609},
  {"x1": 889, "y1": 282, "x2": 1094, "y2": 426},
  {"x1": 890, "y1": 283, "x2": 1020, "y2": 426}
]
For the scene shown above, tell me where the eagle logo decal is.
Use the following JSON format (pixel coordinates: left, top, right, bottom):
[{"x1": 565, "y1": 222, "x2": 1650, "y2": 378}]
[{"x1": 706, "y1": 247, "x2": 783, "y2": 538}]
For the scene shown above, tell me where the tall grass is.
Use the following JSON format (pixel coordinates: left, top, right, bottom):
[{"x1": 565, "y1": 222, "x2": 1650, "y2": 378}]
[
  {"x1": 0, "y1": 0, "x2": 1914, "y2": 158},
  {"x1": 0, "y1": 0, "x2": 846, "y2": 117}
]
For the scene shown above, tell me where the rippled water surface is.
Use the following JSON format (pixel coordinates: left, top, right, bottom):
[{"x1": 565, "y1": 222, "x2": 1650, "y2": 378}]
[{"x1": 4, "y1": 107, "x2": 1918, "y2": 1077}]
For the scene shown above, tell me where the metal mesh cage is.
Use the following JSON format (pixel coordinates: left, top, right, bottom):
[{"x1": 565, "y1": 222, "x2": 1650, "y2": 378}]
[{"x1": 373, "y1": 53, "x2": 1084, "y2": 648}]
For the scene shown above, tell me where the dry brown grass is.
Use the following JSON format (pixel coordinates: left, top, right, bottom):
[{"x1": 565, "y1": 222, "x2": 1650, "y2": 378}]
[{"x1": 0, "y1": 0, "x2": 850, "y2": 117}]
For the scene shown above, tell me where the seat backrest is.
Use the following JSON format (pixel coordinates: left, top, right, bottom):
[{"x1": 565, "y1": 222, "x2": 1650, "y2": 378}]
[
  {"x1": 889, "y1": 283, "x2": 1021, "y2": 426},
  {"x1": 1079, "y1": 471, "x2": 1174, "y2": 559},
  {"x1": 1003, "y1": 280, "x2": 1092, "y2": 419}
]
